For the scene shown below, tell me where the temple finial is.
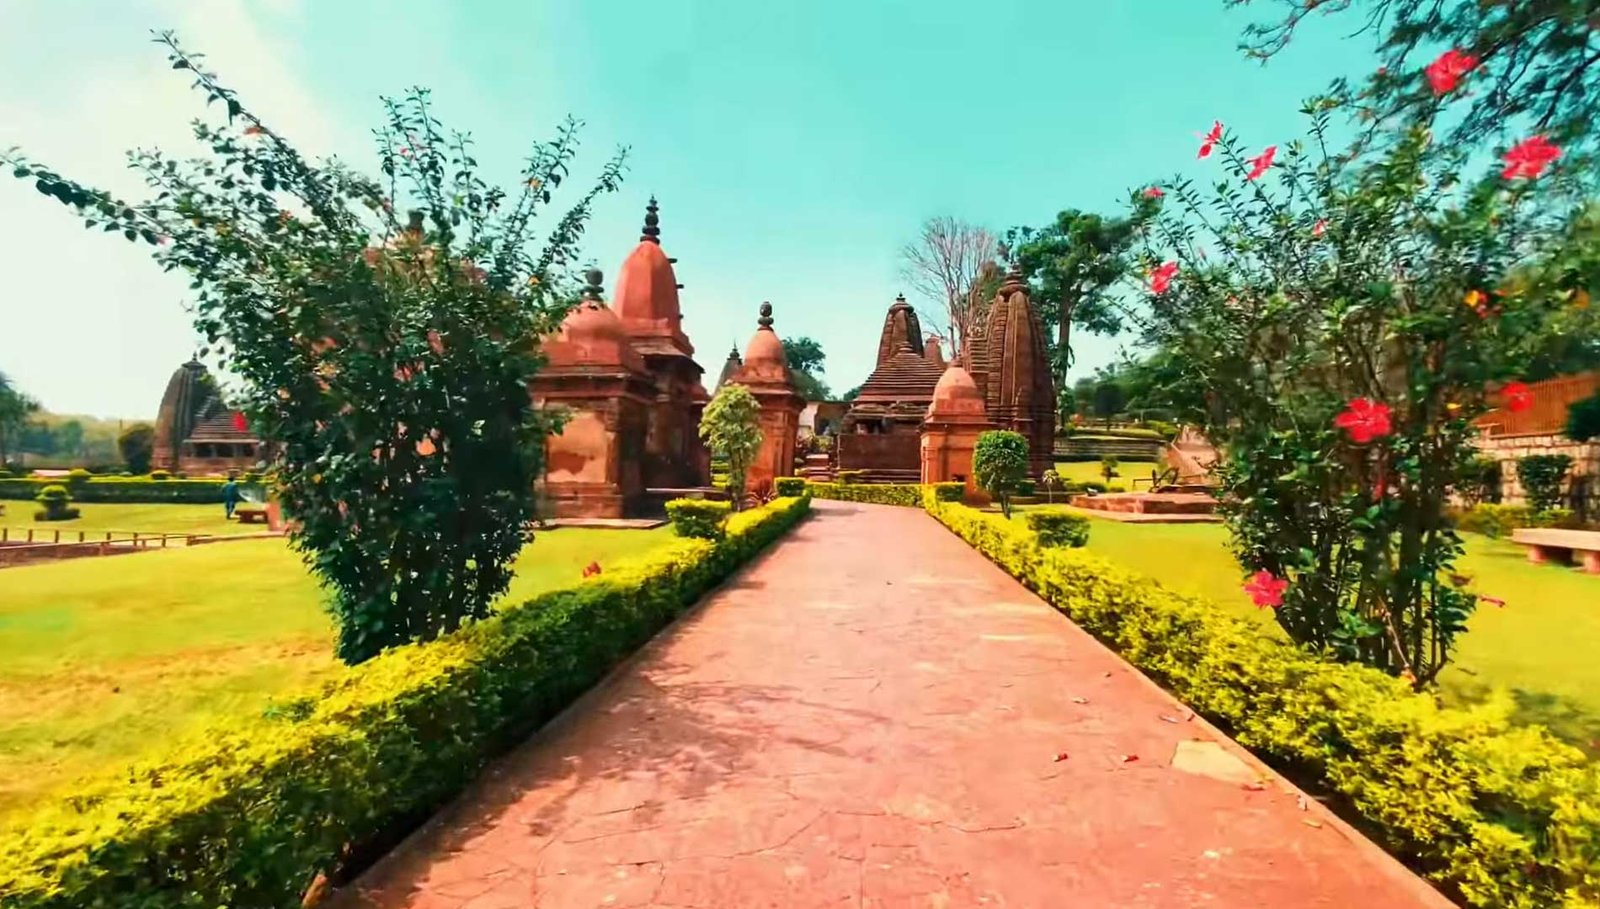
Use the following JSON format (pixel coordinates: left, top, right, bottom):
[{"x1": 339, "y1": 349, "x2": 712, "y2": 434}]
[
  {"x1": 407, "y1": 210, "x2": 425, "y2": 234},
  {"x1": 758, "y1": 301, "x2": 773, "y2": 329},
  {"x1": 641, "y1": 196, "x2": 661, "y2": 244},
  {"x1": 895, "y1": 293, "x2": 907, "y2": 305},
  {"x1": 582, "y1": 267, "x2": 604, "y2": 302}
]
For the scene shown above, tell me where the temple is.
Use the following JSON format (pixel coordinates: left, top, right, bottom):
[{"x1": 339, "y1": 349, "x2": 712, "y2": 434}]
[
  {"x1": 726, "y1": 302, "x2": 805, "y2": 494},
  {"x1": 152, "y1": 358, "x2": 261, "y2": 476},
  {"x1": 836, "y1": 295, "x2": 947, "y2": 482},
  {"x1": 529, "y1": 199, "x2": 715, "y2": 518},
  {"x1": 965, "y1": 266, "x2": 1057, "y2": 478}
]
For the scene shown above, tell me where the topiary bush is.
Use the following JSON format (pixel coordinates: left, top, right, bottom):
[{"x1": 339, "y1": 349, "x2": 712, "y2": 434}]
[
  {"x1": 664, "y1": 498, "x2": 732, "y2": 540},
  {"x1": 64, "y1": 468, "x2": 91, "y2": 486},
  {"x1": 774, "y1": 477, "x2": 806, "y2": 497},
  {"x1": 33, "y1": 484, "x2": 79, "y2": 521},
  {"x1": 973, "y1": 430, "x2": 1029, "y2": 518},
  {"x1": 1517, "y1": 454, "x2": 1574, "y2": 511},
  {"x1": 1025, "y1": 508, "x2": 1090, "y2": 548}
]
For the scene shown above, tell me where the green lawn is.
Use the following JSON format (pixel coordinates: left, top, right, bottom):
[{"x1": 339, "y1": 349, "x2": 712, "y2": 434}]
[
  {"x1": 1072, "y1": 514, "x2": 1600, "y2": 752},
  {"x1": 1, "y1": 501, "x2": 258, "y2": 537},
  {"x1": 0, "y1": 521, "x2": 672, "y2": 819},
  {"x1": 1052, "y1": 460, "x2": 1163, "y2": 487}
]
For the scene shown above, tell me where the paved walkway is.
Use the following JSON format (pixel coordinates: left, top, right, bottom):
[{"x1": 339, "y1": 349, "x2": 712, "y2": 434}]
[{"x1": 331, "y1": 501, "x2": 1451, "y2": 909}]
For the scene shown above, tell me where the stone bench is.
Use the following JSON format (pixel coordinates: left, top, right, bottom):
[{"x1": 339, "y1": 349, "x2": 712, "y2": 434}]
[{"x1": 1510, "y1": 528, "x2": 1600, "y2": 574}]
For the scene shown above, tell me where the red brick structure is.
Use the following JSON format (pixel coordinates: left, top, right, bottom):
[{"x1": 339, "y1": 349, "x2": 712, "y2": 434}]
[
  {"x1": 920, "y1": 365, "x2": 993, "y2": 499},
  {"x1": 838, "y1": 295, "x2": 946, "y2": 482},
  {"x1": 964, "y1": 267, "x2": 1057, "y2": 478},
  {"x1": 152, "y1": 358, "x2": 262, "y2": 476},
  {"x1": 529, "y1": 270, "x2": 655, "y2": 518},
  {"x1": 728, "y1": 302, "x2": 804, "y2": 494},
  {"x1": 611, "y1": 198, "x2": 711, "y2": 489}
]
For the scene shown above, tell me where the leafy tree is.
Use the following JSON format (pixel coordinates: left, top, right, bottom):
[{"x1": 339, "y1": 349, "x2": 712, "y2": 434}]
[
  {"x1": 118, "y1": 422, "x2": 156, "y2": 474},
  {"x1": 781, "y1": 336, "x2": 831, "y2": 401},
  {"x1": 1517, "y1": 454, "x2": 1574, "y2": 510},
  {"x1": 1100, "y1": 455, "x2": 1120, "y2": 482},
  {"x1": 1569, "y1": 391, "x2": 1600, "y2": 443},
  {"x1": 841, "y1": 385, "x2": 862, "y2": 402},
  {"x1": 0, "y1": 370, "x2": 40, "y2": 467},
  {"x1": 1136, "y1": 106, "x2": 1577, "y2": 687},
  {"x1": 1007, "y1": 196, "x2": 1160, "y2": 392},
  {"x1": 973, "y1": 430, "x2": 1030, "y2": 518},
  {"x1": 699, "y1": 382, "x2": 763, "y2": 510},
  {"x1": 1235, "y1": 0, "x2": 1600, "y2": 167},
  {"x1": 1092, "y1": 378, "x2": 1125, "y2": 428},
  {"x1": 4, "y1": 32, "x2": 625, "y2": 664},
  {"x1": 55, "y1": 419, "x2": 85, "y2": 461}
]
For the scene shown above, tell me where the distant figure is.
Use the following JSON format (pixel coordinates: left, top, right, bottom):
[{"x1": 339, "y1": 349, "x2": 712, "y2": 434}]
[{"x1": 222, "y1": 476, "x2": 241, "y2": 519}]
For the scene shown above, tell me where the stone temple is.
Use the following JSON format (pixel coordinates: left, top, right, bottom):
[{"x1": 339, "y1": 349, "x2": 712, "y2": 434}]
[
  {"x1": 837, "y1": 268, "x2": 1056, "y2": 486},
  {"x1": 153, "y1": 358, "x2": 262, "y2": 475}
]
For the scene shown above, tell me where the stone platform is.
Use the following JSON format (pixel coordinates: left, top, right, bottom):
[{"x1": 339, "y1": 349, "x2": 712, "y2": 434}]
[{"x1": 1070, "y1": 491, "x2": 1220, "y2": 522}]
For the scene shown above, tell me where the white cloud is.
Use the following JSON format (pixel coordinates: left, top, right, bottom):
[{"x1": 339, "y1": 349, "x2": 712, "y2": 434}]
[{"x1": 0, "y1": 0, "x2": 362, "y2": 418}]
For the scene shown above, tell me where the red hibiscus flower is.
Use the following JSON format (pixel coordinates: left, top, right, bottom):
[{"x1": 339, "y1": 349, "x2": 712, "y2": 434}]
[
  {"x1": 1502, "y1": 381, "x2": 1534, "y2": 413},
  {"x1": 1149, "y1": 260, "x2": 1179, "y2": 294},
  {"x1": 1501, "y1": 136, "x2": 1561, "y2": 180},
  {"x1": 1243, "y1": 570, "x2": 1289, "y2": 609},
  {"x1": 582, "y1": 561, "x2": 602, "y2": 578},
  {"x1": 1246, "y1": 145, "x2": 1277, "y2": 181},
  {"x1": 1424, "y1": 48, "x2": 1479, "y2": 95},
  {"x1": 1197, "y1": 120, "x2": 1223, "y2": 159},
  {"x1": 1143, "y1": 186, "x2": 1165, "y2": 199},
  {"x1": 1313, "y1": 219, "x2": 1327, "y2": 237},
  {"x1": 231, "y1": 411, "x2": 249, "y2": 433},
  {"x1": 1334, "y1": 397, "x2": 1393, "y2": 444}
]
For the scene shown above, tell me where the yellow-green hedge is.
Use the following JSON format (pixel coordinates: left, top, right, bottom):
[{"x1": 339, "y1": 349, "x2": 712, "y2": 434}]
[
  {"x1": 0, "y1": 495, "x2": 812, "y2": 909},
  {"x1": 922, "y1": 490, "x2": 1600, "y2": 909},
  {"x1": 0, "y1": 476, "x2": 228, "y2": 504},
  {"x1": 804, "y1": 480, "x2": 924, "y2": 507}
]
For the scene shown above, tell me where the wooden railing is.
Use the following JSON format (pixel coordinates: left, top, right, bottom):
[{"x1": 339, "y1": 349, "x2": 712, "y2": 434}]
[{"x1": 0, "y1": 528, "x2": 197, "y2": 546}]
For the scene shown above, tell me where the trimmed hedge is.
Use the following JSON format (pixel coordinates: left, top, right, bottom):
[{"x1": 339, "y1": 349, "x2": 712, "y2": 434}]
[
  {"x1": 922, "y1": 490, "x2": 1600, "y2": 908},
  {"x1": 0, "y1": 477, "x2": 229, "y2": 504},
  {"x1": 774, "y1": 477, "x2": 806, "y2": 497},
  {"x1": 664, "y1": 498, "x2": 731, "y2": 540},
  {"x1": 1452, "y1": 503, "x2": 1580, "y2": 538},
  {"x1": 1024, "y1": 508, "x2": 1089, "y2": 548},
  {"x1": 0, "y1": 495, "x2": 812, "y2": 909},
  {"x1": 931, "y1": 481, "x2": 964, "y2": 502},
  {"x1": 804, "y1": 481, "x2": 923, "y2": 507}
]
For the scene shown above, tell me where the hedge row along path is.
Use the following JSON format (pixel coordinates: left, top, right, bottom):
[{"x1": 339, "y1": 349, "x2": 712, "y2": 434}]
[{"x1": 330, "y1": 500, "x2": 1451, "y2": 908}]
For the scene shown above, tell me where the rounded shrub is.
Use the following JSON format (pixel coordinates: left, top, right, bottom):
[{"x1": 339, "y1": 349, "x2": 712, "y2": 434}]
[
  {"x1": 34, "y1": 483, "x2": 80, "y2": 521},
  {"x1": 66, "y1": 468, "x2": 92, "y2": 485},
  {"x1": 773, "y1": 477, "x2": 806, "y2": 497},
  {"x1": 1025, "y1": 508, "x2": 1090, "y2": 548},
  {"x1": 150, "y1": 470, "x2": 172, "y2": 481},
  {"x1": 664, "y1": 498, "x2": 732, "y2": 540},
  {"x1": 933, "y1": 481, "x2": 964, "y2": 502}
]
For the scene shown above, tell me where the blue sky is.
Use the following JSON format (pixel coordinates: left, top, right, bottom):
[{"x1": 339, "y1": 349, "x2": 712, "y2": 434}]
[{"x1": 0, "y1": 0, "x2": 1377, "y2": 418}]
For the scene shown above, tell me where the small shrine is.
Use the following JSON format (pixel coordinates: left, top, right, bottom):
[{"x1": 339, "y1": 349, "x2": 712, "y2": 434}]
[
  {"x1": 726, "y1": 302, "x2": 805, "y2": 494},
  {"x1": 920, "y1": 365, "x2": 992, "y2": 498}
]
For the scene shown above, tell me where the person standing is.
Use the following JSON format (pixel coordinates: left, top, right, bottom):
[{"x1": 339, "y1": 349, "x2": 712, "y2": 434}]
[{"x1": 222, "y1": 474, "x2": 240, "y2": 520}]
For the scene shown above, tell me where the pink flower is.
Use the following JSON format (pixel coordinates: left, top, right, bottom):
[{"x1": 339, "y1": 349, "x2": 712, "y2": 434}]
[
  {"x1": 1149, "y1": 260, "x2": 1179, "y2": 294},
  {"x1": 1244, "y1": 570, "x2": 1289, "y2": 609},
  {"x1": 1197, "y1": 120, "x2": 1223, "y2": 159},
  {"x1": 1502, "y1": 136, "x2": 1561, "y2": 180},
  {"x1": 1313, "y1": 219, "x2": 1327, "y2": 237},
  {"x1": 1246, "y1": 145, "x2": 1277, "y2": 181},
  {"x1": 1334, "y1": 397, "x2": 1393, "y2": 444},
  {"x1": 1424, "y1": 48, "x2": 1479, "y2": 95},
  {"x1": 1143, "y1": 186, "x2": 1165, "y2": 198},
  {"x1": 1502, "y1": 381, "x2": 1534, "y2": 413}
]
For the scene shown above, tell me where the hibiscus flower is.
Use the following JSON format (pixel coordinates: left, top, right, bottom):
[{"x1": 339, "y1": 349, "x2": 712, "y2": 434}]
[
  {"x1": 1246, "y1": 146, "x2": 1277, "y2": 181},
  {"x1": 1243, "y1": 571, "x2": 1289, "y2": 609},
  {"x1": 231, "y1": 411, "x2": 249, "y2": 433},
  {"x1": 1501, "y1": 136, "x2": 1561, "y2": 180},
  {"x1": 1424, "y1": 48, "x2": 1479, "y2": 95},
  {"x1": 1312, "y1": 219, "x2": 1327, "y2": 237},
  {"x1": 1502, "y1": 381, "x2": 1534, "y2": 413},
  {"x1": 1197, "y1": 121, "x2": 1223, "y2": 159},
  {"x1": 1149, "y1": 260, "x2": 1179, "y2": 294},
  {"x1": 1143, "y1": 186, "x2": 1165, "y2": 199},
  {"x1": 1334, "y1": 397, "x2": 1393, "y2": 444}
]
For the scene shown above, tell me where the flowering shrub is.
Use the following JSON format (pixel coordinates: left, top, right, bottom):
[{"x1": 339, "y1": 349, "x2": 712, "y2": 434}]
[
  {"x1": 4, "y1": 34, "x2": 625, "y2": 664},
  {"x1": 1136, "y1": 104, "x2": 1578, "y2": 685}
]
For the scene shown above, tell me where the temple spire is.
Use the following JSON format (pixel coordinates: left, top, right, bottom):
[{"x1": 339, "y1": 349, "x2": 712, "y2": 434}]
[
  {"x1": 641, "y1": 196, "x2": 661, "y2": 244},
  {"x1": 758, "y1": 301, "x2": 774, "y2": 330}
]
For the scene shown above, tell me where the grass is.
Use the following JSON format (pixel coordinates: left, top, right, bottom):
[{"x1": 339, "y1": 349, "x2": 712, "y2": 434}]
[
  {"x1": 1051, "y1": 460, "x2": 1162, "y2": 487},
  {"x1": 0, "y1": 519, "x2": 672, "y2": 819},
  {"x1": 1069, "y1": 514, "x2": 1600, "y2": 753},
  {"x1": 1, "y1": 502, "x2": 259, "y2": 537}
]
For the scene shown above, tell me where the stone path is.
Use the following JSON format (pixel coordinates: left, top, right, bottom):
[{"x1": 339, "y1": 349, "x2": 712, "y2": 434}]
[{"x1": 330, "y1": 501, "x2": 1451, "y2": 909}]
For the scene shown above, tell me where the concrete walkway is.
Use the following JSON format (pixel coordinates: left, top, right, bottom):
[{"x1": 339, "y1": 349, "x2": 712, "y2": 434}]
[{"x1": 330, "y1": 501, "x2": 1451, "y2": 909}]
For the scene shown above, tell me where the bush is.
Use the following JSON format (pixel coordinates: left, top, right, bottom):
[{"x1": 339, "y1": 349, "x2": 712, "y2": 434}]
[
  {"x1": 0, "y1": 469, "x2": 12, "y2": 479},
  {"x1": 1015, "y1": 479, "x2": 1036, "y2": 496},
  {"x1": 0, "y1": 495, "x2": 811, "y2": 909},
  {"x1": 1568, "y1": 392, "x2": 1600, "y2": 443},
  {"x1": 64, "y1": 468, "x2": 91, "y2": 485},
  {"x1": 932, "y1": 481, "x2": 964, "y2": 502},
  {"x1": 1453, "y1": 503, "x2": 1578, "y2": 538},
  {"x1": 923, "y1": 491, "x2": 1600, "y2": 908},
  {"x1": 0, "y1": 477, "x2": 226, "y2": 504},
  {"x1": 150, "y1": 470, "x2": 171, "y2": 481},
  {"x1": 1079, "y1": 480, "x2": 1108, "y2": 494},
  {"x1": 1143, "y1": 419, "x2": 1179, "y2": 440},
  {"x1": 1456, "y1": 456, "x2": 1503, "y2": 506},
  {"x1": 1100, "y1": 455, "x2": 1120, "y2": 481},
  {"x1": 33, "y1": 484, "x2": 78, "y2": 522},
  {"x1": 973, "y1": 430, "x2": 1030, "y2": 518},
  {"x1": 1025, "y1": 508, "x2": 1090, "y2": 548},
  {"x1": 1106, "y1": 484, "x2": 1126, "y2": 493},
  {"x1": 1517, "y1": 454, "x2": 1574, "y2": 511},
  {"x1": 804, "y1": 482, "x2": 922, "y2": 507},
  {"x1": 664, "y1": 498, "x2": 732, "y2": 540},
  {"x1": 774, "y1": 477, "x2": 806, "y2": 497}
]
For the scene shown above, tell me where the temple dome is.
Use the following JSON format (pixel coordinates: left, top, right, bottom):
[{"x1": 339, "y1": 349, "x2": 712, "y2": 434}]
[
  {"x1": 928, "y1": 365, "x2": 986, "y2": 417},
  {"x1": 544, "y1": 269, "x2": 643, "y2": 370},
  {"x1": 612, "y1": 197, "x2": 692, "y2": 355},
  {"x1": 732, "y1": 302, "x2": 794, "y2": 386}
]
